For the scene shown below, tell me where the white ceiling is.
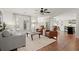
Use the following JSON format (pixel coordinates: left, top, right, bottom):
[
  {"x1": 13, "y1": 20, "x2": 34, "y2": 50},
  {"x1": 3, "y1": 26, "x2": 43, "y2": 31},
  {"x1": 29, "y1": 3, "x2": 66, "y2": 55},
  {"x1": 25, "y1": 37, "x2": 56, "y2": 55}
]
[{"x1": 1, "y1": 8, "x2": 79, "y2": 16}]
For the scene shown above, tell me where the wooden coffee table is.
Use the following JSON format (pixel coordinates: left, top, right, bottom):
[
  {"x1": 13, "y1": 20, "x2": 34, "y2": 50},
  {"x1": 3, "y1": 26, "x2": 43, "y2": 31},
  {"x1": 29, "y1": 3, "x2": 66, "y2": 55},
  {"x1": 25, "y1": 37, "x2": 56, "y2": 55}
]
[{"x1": 26, "y1": 32, "x2": 41, "y2": 40}]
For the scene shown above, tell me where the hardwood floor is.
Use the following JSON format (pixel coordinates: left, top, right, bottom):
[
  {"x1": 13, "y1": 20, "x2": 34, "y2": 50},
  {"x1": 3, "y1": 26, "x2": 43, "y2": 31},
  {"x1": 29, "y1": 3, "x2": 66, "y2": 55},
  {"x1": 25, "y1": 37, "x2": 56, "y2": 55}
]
[{"x1": 38, "y1": 31, "x2": 79, "y2": 51}]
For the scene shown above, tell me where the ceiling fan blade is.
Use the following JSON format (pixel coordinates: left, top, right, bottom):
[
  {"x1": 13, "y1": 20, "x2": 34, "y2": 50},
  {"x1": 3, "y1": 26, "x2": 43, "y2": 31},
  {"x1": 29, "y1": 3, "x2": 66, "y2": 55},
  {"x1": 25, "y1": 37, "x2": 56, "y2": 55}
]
[
  {"x1": 44, "y1": 9, "x2": 47, "y2": 12},
  {"x1": 45, "y1": 12, "x2": 50, "y2": 13}
]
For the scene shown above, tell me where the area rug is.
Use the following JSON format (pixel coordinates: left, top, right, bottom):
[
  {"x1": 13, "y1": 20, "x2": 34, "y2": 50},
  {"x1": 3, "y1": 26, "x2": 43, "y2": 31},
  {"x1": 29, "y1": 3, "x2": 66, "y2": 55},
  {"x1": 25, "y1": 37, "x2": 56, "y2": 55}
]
[{"x1": 18, "y1": 35, "x2": 56, "y2": 51}]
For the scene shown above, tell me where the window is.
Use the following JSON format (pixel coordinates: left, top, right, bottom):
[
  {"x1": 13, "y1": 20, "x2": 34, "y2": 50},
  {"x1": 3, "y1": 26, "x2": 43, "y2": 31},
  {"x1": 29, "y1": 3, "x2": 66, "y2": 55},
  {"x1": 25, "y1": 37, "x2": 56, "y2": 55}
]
[{"x1": 13, "y1": 13, "x2": 31, "y2": 31}]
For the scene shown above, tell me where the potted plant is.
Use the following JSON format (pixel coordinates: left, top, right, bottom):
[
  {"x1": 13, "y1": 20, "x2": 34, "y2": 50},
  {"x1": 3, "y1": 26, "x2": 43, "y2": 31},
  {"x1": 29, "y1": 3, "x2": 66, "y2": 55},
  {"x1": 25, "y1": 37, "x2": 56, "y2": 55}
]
[{"x1": 0, "y1": 22, "x2": 6, "y2": 31}]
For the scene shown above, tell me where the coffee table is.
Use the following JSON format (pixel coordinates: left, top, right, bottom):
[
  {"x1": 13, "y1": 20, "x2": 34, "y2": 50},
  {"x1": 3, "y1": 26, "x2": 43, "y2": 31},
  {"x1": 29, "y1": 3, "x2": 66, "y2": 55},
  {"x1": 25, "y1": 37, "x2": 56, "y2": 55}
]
[{"x1": 26, "y1": 32, "x2": 41, "y2": 40}]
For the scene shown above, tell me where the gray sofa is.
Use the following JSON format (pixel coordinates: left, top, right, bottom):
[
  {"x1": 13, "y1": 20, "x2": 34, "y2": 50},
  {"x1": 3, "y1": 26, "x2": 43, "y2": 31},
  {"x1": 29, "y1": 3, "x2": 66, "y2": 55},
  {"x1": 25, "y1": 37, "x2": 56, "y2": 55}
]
[{"x1": 0, "y1": 31, "x2": 26, "y2": 51}]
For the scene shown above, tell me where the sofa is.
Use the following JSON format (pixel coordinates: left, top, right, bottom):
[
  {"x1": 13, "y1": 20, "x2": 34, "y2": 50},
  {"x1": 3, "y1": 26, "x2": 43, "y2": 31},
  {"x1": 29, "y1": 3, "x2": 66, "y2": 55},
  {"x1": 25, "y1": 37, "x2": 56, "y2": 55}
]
[{"x1": 0, "y1": 31, "x2": 26, "y2": 51}]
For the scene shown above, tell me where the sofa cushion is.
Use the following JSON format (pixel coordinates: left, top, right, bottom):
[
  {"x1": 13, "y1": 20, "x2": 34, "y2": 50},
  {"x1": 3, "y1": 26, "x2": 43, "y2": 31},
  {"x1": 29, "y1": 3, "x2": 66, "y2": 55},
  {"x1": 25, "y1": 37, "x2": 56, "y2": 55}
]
[{"x1": 2, "y1": 31, "x2": 11, "y2": 37}]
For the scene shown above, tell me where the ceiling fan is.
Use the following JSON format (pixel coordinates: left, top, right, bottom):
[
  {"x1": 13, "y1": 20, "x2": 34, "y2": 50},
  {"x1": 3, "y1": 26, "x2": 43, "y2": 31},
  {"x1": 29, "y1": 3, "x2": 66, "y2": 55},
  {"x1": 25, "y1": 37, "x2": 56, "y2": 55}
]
[{"x1": 40, "y1": 8, "x2": 51, "y2": 15}]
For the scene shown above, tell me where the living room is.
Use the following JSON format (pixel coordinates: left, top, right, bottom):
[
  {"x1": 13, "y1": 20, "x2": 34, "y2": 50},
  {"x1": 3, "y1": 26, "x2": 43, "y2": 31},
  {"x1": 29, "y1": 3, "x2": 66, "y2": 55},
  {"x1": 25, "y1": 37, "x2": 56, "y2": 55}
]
[{"x1": 0, "y1": 8, "x2": 79, "y2": 51}]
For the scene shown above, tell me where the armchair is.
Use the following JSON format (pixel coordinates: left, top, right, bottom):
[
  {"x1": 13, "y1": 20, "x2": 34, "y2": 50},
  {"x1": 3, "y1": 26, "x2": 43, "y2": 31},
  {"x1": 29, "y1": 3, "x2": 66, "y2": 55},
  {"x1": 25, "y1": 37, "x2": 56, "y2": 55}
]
[
  {"x1": 36, "y1": 25, "x2": 45, "y2": 35},
  {"x1": 45, "y1": 26, "x2": 58, "y2": 39}
]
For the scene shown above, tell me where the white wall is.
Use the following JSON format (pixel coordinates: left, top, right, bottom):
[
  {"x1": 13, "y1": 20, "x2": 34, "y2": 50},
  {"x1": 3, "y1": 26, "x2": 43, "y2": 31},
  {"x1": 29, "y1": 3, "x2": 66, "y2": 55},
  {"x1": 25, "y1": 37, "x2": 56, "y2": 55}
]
[
  {"x1": 37, "y1": 16, "x2": 47, "y2": 27},
  {"x1": 0, "y1": 9, "x2": 32, "y2": 32},
  {"x1": 0, "y1": 9, "x2": 15, "y2": 26},
  {"x1": 76, "y1": 14, "x2": 79, "y2": 38},
  {"x1": 54, "y1": 13, "x2": 76, "y2": 20},
  {"x1": 53, "y1": 13, "x2": 76, "y2": 31}
]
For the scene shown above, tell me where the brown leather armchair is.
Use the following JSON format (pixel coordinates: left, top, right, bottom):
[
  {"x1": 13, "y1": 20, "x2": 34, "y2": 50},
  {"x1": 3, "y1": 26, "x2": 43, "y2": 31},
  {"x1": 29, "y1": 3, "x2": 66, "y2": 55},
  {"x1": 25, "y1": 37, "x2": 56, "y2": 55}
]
[
  {"x1": 47, "y1": 31, "x2": 58, "y2": 39},
  {"x1": 45, "y1": 26, "x2": 58, "y2": 39},
  {"x1": 36, "y1": 25, "x2": 44, "y2": 35}
]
